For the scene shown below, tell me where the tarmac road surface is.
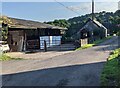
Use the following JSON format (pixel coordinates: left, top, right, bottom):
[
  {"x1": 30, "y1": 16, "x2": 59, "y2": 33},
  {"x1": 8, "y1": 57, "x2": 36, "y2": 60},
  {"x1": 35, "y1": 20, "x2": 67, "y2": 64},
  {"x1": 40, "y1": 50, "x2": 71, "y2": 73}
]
[{"x1": 1, "y1": 36, "x2": 118, "y2": 86}]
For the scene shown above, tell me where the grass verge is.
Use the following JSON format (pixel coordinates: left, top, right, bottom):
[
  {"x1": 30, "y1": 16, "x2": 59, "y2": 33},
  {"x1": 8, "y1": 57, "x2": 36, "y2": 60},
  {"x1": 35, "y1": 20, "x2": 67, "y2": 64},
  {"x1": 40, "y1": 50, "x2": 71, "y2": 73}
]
[
  {"x1": 101, "y1": 48, "x2": 120, "y2": 86},
  {"x1": 76, "y1": 44, "x2": 94, "y2": 50},
  {"x1": 76, "y1": 36, "x2": 112, "y2": 50},
  {"x1": 0, "y1": 54, "x2": 23, "y2": 61}
]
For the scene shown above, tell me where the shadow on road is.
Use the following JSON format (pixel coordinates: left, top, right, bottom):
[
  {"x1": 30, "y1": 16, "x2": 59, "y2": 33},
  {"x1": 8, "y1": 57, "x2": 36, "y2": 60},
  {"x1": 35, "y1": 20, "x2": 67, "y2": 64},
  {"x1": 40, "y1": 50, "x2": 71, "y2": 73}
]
[
  {"x1": 93, "y1": 44, "x2": 118, "y2": 52},
  {"x1": 2, "y1": 61, "x2": 106, "y2": 86},
  {"x1": 93, "y1": 36, "x2": 118, "y2": 52}
]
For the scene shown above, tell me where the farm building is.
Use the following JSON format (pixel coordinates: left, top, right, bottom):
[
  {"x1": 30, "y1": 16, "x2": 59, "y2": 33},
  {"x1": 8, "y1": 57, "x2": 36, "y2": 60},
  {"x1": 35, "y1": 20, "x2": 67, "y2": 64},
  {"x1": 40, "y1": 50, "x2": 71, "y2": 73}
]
[
  {"x1": 2, "y1": 16, "x2": 67, "y2": 52},
  {"x1": 73, "y1": 18, "x2": 108, "y2": 46},
  {"x1": 72, "y1": 0, "x2": 108, "y2": 46}
]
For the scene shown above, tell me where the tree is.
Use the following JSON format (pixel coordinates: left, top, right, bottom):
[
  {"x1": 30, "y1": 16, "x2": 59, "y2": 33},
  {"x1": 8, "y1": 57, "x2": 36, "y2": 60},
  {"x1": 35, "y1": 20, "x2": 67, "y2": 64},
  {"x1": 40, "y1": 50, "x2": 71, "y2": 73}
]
[
  {"x1": 46, "y1": 10, "x2": 120, "y2": 40},
  {"x1": 1, "y1": 16, "x2": 11, "y2": 41},
  {"x1": 46, "y1": 19, "x2": 70, "y2": 28}
]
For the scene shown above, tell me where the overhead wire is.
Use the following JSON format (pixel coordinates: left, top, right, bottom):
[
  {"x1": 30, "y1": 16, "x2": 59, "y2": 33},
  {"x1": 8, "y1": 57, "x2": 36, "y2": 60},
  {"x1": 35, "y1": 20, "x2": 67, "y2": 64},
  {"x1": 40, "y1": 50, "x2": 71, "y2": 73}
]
[{"x1": 54, "y1": 0, "x2": 80, "y2": 16}]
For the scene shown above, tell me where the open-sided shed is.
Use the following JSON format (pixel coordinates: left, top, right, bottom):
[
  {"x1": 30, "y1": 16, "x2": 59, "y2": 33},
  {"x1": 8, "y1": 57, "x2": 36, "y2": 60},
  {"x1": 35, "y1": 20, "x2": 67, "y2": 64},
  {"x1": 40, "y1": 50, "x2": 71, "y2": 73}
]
[{"x1": 2, "y1": 16, "x2": 67, "y2": 52}]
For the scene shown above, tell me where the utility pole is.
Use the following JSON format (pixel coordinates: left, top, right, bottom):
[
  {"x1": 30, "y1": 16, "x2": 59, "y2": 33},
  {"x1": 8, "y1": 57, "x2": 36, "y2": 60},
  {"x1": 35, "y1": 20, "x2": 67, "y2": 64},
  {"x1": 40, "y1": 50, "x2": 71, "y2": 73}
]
[
  {"x1": 92, "y1": 0, "x2": 95, "y2": 21},
  {"x1": 91, "y1": 0, "x2": 95, "y2": 43},
  {"x1": 118, "y1": 1, "x2": 120, "y2": 10}
]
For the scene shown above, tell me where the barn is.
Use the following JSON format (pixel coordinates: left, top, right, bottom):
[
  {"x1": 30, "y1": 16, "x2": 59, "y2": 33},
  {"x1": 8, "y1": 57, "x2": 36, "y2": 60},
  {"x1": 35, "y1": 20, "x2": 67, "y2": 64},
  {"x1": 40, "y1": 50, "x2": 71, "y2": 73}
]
[
  {"x1": 73, "y1": 18, "x2": 108, "y2": 46},
  {"x1": 2, "y1": 17, "x2": 67, "y2": 52},
  {"x1": 72, "y1": 0, "x2": 108, "y2": 47}
]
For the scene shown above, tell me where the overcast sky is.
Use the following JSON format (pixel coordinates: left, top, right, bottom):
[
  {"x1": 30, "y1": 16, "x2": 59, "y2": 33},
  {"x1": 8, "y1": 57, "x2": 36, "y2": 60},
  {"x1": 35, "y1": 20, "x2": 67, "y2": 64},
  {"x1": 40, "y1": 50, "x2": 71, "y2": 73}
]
[{"x1": 1, "y1": 1, "x2": 120, "y2": 22}]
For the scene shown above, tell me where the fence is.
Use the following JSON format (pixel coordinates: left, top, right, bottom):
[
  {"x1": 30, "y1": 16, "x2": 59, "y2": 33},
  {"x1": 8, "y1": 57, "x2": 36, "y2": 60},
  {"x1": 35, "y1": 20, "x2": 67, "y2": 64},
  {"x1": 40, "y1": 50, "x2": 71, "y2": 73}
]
[
  {"x1": 40, "y1": 40, "x2": 76, "y2": 51},
  {"x1": 26, "y1": 39, "x2": 76, "y2": 52}
]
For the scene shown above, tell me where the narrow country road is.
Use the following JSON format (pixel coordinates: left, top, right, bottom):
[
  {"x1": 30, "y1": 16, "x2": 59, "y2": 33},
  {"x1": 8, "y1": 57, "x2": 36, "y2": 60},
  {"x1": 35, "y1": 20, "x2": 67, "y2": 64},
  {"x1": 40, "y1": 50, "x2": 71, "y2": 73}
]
[{"x1": 1, "y1": 36, "x2": 118, "y2": 86}]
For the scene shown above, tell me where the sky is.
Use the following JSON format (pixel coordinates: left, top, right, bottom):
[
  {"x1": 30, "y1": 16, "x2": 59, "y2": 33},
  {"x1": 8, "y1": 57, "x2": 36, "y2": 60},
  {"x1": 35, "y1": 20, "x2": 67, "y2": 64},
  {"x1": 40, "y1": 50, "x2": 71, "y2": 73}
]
[{"x1": 0, "y1": 0, "x2": 120, "y2": 22}]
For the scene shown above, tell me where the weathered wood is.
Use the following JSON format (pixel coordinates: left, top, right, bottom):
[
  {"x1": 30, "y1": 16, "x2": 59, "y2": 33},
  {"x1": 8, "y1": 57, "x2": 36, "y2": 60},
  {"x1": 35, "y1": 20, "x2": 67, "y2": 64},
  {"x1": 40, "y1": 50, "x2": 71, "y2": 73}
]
[
  {"x1": 8, "y1": 30, "x2": 24, "y2": 52},
  {"x1": 44, "y1": 40, "x2": 47, "y2": 52},
  {"x1": 23, "y1": 31, "x2": 27, "y2": 51},
  {"x1": 80, "y1": 38, "x2": 88, "y2": 46}
]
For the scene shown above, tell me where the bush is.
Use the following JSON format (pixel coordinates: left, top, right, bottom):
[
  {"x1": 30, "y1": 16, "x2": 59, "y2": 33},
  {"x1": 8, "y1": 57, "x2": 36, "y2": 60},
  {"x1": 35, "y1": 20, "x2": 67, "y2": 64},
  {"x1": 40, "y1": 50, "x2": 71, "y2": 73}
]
[
  {"x1": 0, "y1": 54, "x2": 11, "y2": 61},
  {"x1": 117, "y1": 31, "x2": 120, "y2": 36},
  {"x1": 101, "y1": 48, "x2": 120, "y2": 86}
]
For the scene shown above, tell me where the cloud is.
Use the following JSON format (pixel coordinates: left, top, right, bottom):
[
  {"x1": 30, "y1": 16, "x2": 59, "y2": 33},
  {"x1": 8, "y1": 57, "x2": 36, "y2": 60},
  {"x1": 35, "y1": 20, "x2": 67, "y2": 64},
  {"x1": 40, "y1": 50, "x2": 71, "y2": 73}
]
[
  {"x1": 95, "y1": 2, "x2": 118, "y2": 12},
  {"x1": 66, "y1": 2, "x2": 91, "y2": 15},
  {"x1": 67, "y1": 3, "x2": 91, "y2": 11},
  {"x1": 66, "y1": 2, "x2": 118, "y2": 14}
]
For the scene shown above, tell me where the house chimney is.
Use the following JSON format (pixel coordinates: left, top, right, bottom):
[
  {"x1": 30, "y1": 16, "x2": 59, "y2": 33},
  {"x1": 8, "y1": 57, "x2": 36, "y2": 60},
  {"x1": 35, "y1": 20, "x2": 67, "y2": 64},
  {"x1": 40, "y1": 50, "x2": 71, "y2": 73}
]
[{"x1": 92, "y1": 0, "x2": 94, "y2": 20}]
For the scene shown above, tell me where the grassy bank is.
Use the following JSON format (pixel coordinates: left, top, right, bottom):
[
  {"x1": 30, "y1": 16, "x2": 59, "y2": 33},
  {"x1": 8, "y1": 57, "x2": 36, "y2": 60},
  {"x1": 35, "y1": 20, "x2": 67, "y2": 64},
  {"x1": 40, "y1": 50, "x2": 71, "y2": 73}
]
[
  {"x1": 101, "y1": 48, "x2": 120, "y2": 86},
  {"x1": 76, "y1": 36, "x2": 112, "y2": 50},
  {"x1": 0, "y1": 54, "x2": 23, "y2": 61}
]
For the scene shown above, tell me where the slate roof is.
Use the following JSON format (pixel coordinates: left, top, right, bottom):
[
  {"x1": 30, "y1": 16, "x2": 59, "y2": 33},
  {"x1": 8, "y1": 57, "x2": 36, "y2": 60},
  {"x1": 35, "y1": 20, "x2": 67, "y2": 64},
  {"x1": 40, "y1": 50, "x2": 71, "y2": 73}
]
[{"x1": 80, "y1": 18, "x2": 108, "y2": 31}]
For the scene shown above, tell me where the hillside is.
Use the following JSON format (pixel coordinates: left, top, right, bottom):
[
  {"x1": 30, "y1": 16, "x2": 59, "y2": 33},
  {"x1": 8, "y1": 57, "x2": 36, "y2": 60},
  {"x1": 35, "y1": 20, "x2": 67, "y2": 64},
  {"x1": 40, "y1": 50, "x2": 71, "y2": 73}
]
[{"x1": 46, "y1": 10, "x2": 120, "y2": 39}]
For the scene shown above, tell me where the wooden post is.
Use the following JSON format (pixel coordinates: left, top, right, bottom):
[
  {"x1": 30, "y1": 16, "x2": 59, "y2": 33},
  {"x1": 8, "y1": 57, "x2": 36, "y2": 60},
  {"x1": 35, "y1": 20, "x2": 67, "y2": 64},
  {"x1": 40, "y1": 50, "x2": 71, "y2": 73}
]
[
  {"x1": 23, "y1": 31, "x2": 27, "y2": 51},
  {"x1": 92, "y1": 0, "x2": 94, "y2": 21},
  {"x1": 23, "y1": 31, "x2": 26, "y2": 51},
  {"x1": 44, "y1": 40, "x2": 47, "y2": 52}
]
